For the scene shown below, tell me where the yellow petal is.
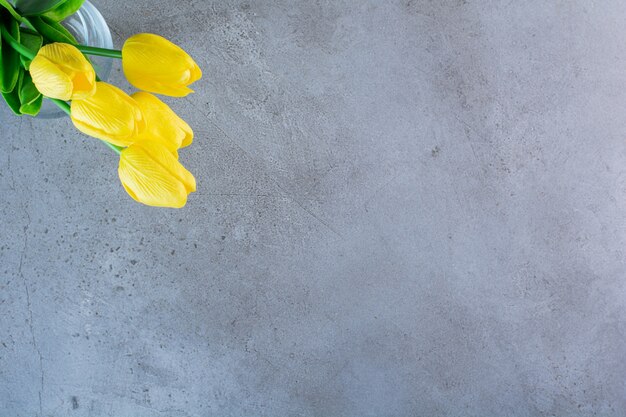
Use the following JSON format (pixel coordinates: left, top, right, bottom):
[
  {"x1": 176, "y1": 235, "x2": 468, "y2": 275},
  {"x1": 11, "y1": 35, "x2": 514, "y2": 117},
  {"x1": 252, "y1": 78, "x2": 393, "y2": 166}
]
[
  {"x1": 118, "y1": 141, "x2": 196, "y2": 208},
  {"x1": 71, "y1": 82, "x2": 145, "y2": 147},
  {"x1": 37, "y1": 43, "x2": 93, "y2": 74},
  {"x1": 131, "y1": 92, "x2": 194, "y2": 151},
  {"x1": 180, "y1": 123, "x2": 193, "y2": 148},
  {"x1": 122, "y1": 33, "x2": 201, "y2": 97},
  {"x1": 189, "y1": 63, "x2": 202, "y2": 84},
  {"x1": 32, "y1": 43, "x2": 96, "y2": 100},
  {"x1": 71, "y1": 72, "x2": 97, "y2": 100},
  {"x1": 139, "y1": 83, "x2": 194, "y2": 98},
  {"x1": 29, "y1": 55, "x2": 73, "y2": 101}
]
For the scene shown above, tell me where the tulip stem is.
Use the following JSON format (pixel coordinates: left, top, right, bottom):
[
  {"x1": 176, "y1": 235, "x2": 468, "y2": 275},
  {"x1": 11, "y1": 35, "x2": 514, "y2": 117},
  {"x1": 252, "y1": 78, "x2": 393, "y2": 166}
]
[
  {"x1": 102, "y1": 141, "x2": 123, "y2": 154},
  {"x1": 49, "y1": 98, "x2": 71, "y2": 115},
  {"x1": 0, "y1": 25, "x2": 35, "y2": 60},
  {"x1": 48, "y1": 98, "x2": 123, "y2": 155},
  {"x1": 76, "y1": 45, "x2": 122, "y2": 59}
]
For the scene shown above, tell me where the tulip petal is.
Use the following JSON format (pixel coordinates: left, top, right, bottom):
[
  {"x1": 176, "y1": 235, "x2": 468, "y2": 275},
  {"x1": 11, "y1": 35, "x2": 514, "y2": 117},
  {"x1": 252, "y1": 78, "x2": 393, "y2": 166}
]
[
  {"x1": 180, "y1": 123, "x2": 193, "y2": 148},
  {"x1": 71, "y1": 82, "x2": 145, "y2": 147},
  {"x1": 122, "y1": 33, "x2": 201, "y2": 97},
  {"x1": 123, "y1": 43, "x2": 189, "y2": 81},
  {"x1": 143, "y1": 83, "x2": 194, "y2": 98},
  {"x1": 131, "y1": 92, "x2": 194, "y2": 150},
  {"x1": 71, "y1": 71, "x2": 97, "y2": 100},
  {"x1": 119, "y1": 141, "x2": 196, "y2": 208},
  {"x1": 37, "y1": 42, "x2": 93, "y2": 74},
  {"x1": 190, "y1": 63, "x2": 202, "y2": 84},
  {"x1": 141, "y1": 142, "x2": 196, "y2": 193},
  {"x1": 30, "y1": 43, "x2": 96, "y2": 100},
  {"x1": 29, "y1": 55, "x2": 73, "y2": 100}
]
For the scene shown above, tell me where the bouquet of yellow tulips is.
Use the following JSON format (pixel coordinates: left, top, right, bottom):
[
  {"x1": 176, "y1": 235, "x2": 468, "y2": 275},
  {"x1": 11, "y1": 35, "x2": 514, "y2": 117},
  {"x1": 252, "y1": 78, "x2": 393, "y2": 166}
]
[{"x1": 0, "y1": 0, "x2": 201, "y2": 208}]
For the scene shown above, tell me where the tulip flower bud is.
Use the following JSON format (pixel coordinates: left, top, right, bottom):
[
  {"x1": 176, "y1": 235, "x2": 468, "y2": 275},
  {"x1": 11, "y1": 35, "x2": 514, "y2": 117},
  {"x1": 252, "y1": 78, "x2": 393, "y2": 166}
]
[
  {"x1": 30, "y1": 43, "x2": 96, "y2": 101},
  {"x1": 70, "y1": 82, "x2": 145, "y2": 147},
  {"x1": 122, "y1": 33, "x2": 202, "y2": 97},
  {"x1": 131, "y1": 92, "x2": 193, "y2": 152},
  {"x1": 118, "y1": 141, "x2": 196, "y2": 208}
]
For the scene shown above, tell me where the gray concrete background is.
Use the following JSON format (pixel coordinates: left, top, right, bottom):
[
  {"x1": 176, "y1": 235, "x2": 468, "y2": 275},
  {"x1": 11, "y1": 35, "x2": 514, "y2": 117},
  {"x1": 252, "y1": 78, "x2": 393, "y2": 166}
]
[{"x1": 1, "y1": 0, "x2": 626, "y2": 416}]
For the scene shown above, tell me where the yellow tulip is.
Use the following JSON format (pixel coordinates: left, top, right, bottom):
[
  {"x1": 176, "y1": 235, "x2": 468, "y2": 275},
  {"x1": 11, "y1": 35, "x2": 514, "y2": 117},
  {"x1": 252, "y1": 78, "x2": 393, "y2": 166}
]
[
  {"x1": 71, "y1": 82, "x2": 145, "y2": 147},
  {"x1": 118, "y1": 141, "x2": 196, "y2": 208},
  {"x1": 30, "y1": 43, "x2": 96, "y2": 101},
  {"x1": 131, "y1": 92, "x2": 193, "y2": 152},
  {"x1": 122, "y1": 33, "x2": 202, "y2": 97}
]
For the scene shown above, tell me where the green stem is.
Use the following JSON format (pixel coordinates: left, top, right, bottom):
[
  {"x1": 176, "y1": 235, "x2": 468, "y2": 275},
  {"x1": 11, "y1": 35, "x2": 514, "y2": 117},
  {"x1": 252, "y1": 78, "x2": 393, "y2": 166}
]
[
  {"x1": 49, "y1": 98, "x2": 70, "y2": 115},
  {"x1": 75, "y1": 45, "x2": 122, "y2": 59},
  {"x1": 0, "y1": 25, "x2": 35, "y2": 60},
  {"x1": 102, "y1": 141, "x2": 123, "y2": 155},
  {"x1": 48, "y1": 99, "x2": 123, "y2": 155}
]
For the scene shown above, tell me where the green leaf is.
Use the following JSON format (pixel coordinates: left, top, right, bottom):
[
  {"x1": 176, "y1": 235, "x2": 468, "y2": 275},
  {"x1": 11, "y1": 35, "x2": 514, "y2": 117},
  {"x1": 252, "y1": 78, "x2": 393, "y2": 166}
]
[
  {"x1": 2, "y1": 88, "x2": 22, "y2": 114},
  {"x1": 26, "y1": 15, "x2": 76, "y2": 45},
  {"x1": 1, "y1": 69, "x2": 43, "y2": 116},
  {"x1": 1, "y1": 69, "x2": 23, "y2": 115},
  {"x1": 14, "y1": 0, "x2": 66, "y2": 16},
  {"x1": 18, "y1": 28, "x2": 42, "y2": 69},
  {"x1": 18, "y1": 70, "x2": 41, "y2": 115},
  {"x1": 42, "y1": 0, "x2": 83, "y2": 21},
  {"x1": 0, "y1": 0, "x2": 22, "y2": 20},
  {"x1": 19, "y1": 92, "x2": 41, "y2": 115},
  {"x1": 0, "y1": 11, "x2": 21, "y2": 93},
  {"x1": 18, "y1": 70, "x2": 39, "y2": 104},
  {"x1": 19, "y1": 28, "x2": 42, "y2": 52}
]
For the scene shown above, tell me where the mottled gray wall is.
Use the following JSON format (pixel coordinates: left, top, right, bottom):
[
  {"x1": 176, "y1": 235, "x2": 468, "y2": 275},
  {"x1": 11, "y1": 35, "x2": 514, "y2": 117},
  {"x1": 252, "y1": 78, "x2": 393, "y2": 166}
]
[{"x1": 2, "y1": 1, "x2": 626, "y2": 416}]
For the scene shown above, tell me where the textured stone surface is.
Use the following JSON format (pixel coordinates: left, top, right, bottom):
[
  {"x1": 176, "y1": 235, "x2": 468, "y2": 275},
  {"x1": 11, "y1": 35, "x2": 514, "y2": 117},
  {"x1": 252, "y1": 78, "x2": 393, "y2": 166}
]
[{"x1": 2, "y1": 0, "x2": 626, "y2": 416}]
